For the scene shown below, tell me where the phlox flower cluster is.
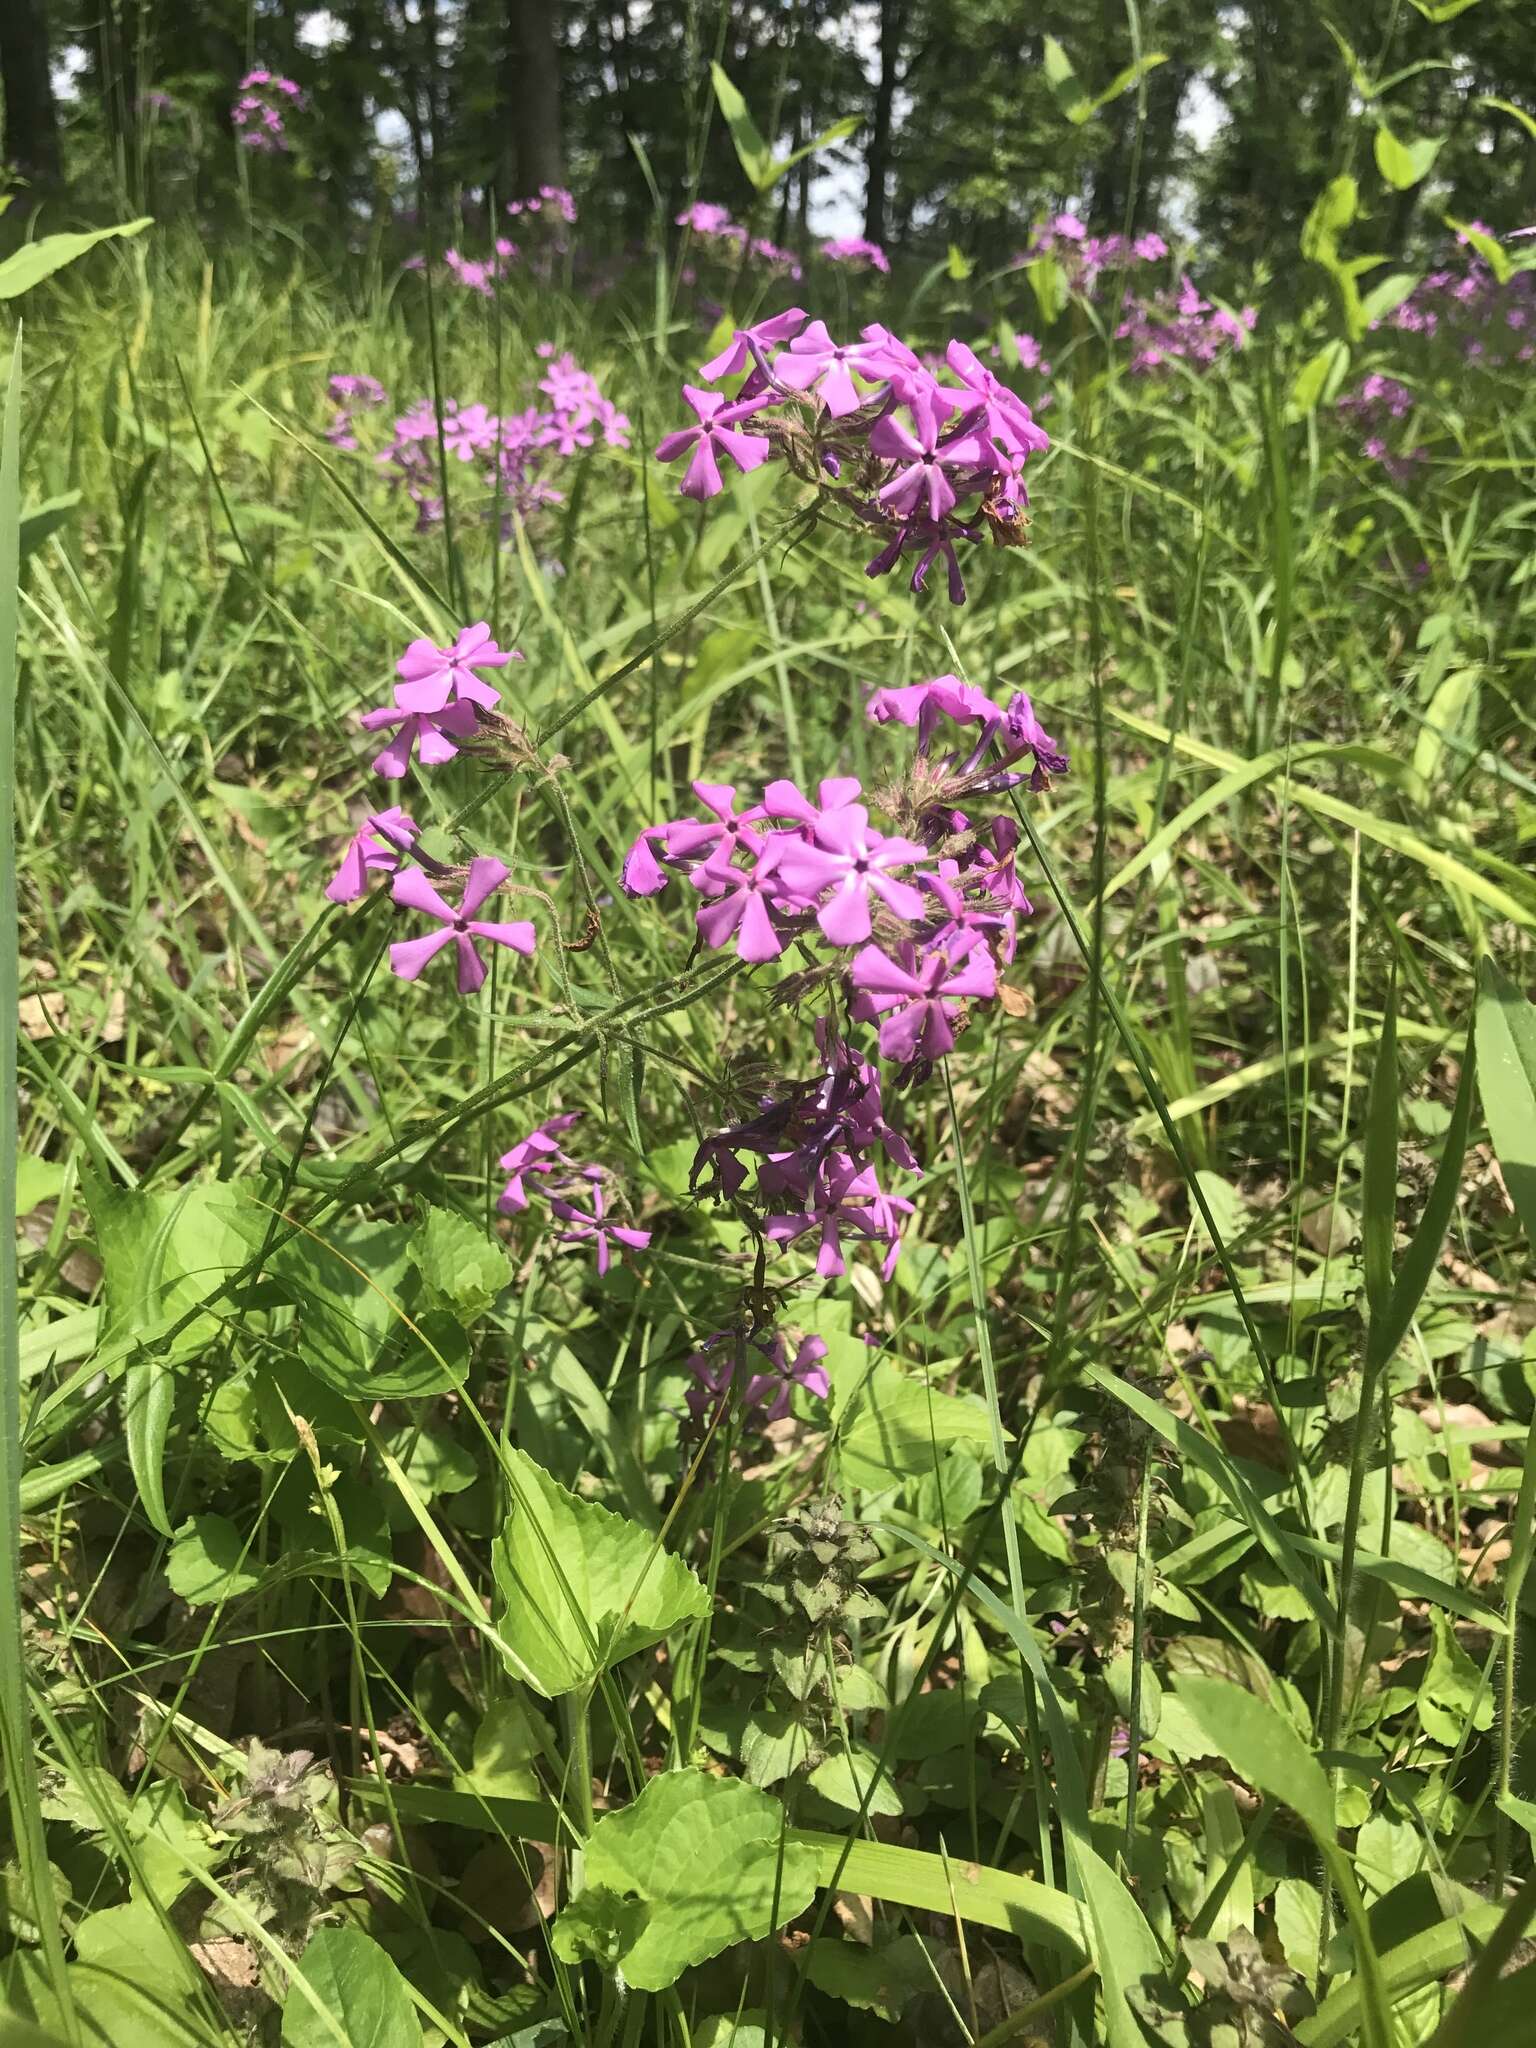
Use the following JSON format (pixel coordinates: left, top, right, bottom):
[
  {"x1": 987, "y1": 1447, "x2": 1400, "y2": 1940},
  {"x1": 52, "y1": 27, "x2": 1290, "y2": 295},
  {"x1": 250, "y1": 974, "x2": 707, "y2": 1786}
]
[
  {"x1": 622, "y1": 675, "x2": 1067, "y2": 1285},
  {"x1": 326, "y1": 623, "x2": 536, "y2": 993},
  {"x1": 654, "y1": 311, "x2": 1050, "y2": 603},
  {"x1": 675, "y1": 202, "x2": 803, "y2": 280},
  {"x1": 822, "y1": 236, "x2": 891, "y2": 275},
  {"x1": 1375, "y1": 231, "x2": 1536, "y2": 366},
  {"x1": 1114, "y1": 276, "x2": 1256, "y2": 375},
  {"x1": 508, "y1": 186, "x2": 578, "y2": 228},
  {"x1": 232, "y1": 68, "x2": 302, "y2": 153},
  {"x1": 442, "y1": 242, "x2": 520, "y2": 296},
  {"x1": 496, "y1": 1112, "x2": 650, "y2": 1277},
  {"x1": 1016, "y1": 213, "x2": 1169, "y2": 290},
  {"x1": 1335, "y1": 374, "x2": 1427, "y2": 482},
  {"x1": 324, "y1": 358, "x2": 629, "y2": 541},
  {"x1": 685, "y1": 1328, "x2": 831, "y2": 1438}
]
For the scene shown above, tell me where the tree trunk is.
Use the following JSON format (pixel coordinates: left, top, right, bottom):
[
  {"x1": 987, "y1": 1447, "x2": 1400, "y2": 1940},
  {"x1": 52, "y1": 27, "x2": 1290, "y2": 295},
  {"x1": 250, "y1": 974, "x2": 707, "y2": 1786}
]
[
  {"x1": 501, "y1": 0, "x2": 563, "y2": 197},
  {"x1": 864, "y1": 0, "x2": 905, "y2": 246},
  {"x1": 0, "y1": 0, "x2": 63, "y2": 193}
]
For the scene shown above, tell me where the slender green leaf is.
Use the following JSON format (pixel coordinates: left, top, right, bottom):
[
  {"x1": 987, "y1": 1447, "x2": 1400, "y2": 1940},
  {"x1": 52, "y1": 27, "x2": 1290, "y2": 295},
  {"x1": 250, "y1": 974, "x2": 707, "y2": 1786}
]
[
  {"x1": 0, "y1": 219, "x2": 153, "y2": 300},
  {"x1": 1475, "y1": 958, "x2": 1536, "y2": 1249}
]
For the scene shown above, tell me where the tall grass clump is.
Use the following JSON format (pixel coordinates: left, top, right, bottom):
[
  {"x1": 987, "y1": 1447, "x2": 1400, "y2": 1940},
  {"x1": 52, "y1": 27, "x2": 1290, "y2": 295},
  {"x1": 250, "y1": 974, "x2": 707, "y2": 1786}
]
[{"x1": 3, "y1": 60, "x2": 1536, "y2": 2048}]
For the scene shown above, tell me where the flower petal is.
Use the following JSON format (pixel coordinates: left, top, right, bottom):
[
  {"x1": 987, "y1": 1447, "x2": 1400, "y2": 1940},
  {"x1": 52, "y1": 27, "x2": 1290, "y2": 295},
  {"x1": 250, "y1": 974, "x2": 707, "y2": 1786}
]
[
  {"x1": 389, "y1": 928, "x2": 456, "y2": 981},
  {"x1": 460, "y1": 855, "x2": 511, "y2": 916},
  {"x1": 391, "y1": 868, "x2": 457, "y2": 922}
]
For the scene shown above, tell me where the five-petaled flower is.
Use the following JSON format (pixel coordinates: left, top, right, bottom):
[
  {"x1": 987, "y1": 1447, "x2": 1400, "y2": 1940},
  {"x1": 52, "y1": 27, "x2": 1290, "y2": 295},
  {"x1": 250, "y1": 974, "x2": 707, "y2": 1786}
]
[
  {"x1": 389, "y1": 858, "x2": 535, "y2": 994},
  {"x1": 849, "y1": 932, "x2": 998, "y2": 1063},
  {"x1": 654, "y1": 385, "x2": 772, "y2": 500},
  {"x1": 394, "y1": 622, "x2": 516, "y2": 714}
]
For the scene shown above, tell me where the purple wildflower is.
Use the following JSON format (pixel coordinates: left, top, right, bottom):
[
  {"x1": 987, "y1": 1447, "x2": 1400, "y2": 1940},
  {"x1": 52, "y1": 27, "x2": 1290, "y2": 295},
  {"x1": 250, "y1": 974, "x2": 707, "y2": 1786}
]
[
  {"x1": 324, "y1": 806, "x2": 419, "y2": 903},
  {"x1": 388, "y1": 858, "x2": 536, "y2": 994}
]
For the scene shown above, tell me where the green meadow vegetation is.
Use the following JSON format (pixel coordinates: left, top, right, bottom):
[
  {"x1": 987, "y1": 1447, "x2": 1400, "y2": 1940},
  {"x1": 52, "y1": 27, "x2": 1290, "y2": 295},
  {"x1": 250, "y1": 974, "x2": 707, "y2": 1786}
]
[{"x1": 3, "y1": 18, "x2": 1536, "y2": 2048}]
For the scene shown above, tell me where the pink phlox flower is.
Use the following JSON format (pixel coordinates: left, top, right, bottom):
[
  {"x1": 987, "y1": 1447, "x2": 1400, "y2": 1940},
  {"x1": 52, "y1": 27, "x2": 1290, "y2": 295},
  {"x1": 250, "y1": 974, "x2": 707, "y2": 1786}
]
[
  {"x1": 698, "y1": 306, "x2": 808, "y2": 382},
  {"x1": 359, "y1": 698, "x2": 480, "y2": 779},
  {"x1": 547, "y1": 1171, "x2": 650, "y2": 1276},
  {"x1": 693, "y1": 837, "x2": 799, "y2": 963},
  {"x1": 865, "y1": 674, "x2": 1002, "y2": 748},
  {"x1": 773, "y1": 319, "x2": 899, "y2": 417},
  {"x1": 654, "y1": 385, "x2": 772, "y2": 500},
  {"x1": 664, "y1": 781, "x2": 769, "y2": 878},
  {"x1": 330, "y1": 372, "x2": 387, "y2": 407},
  {"x1": 685, "y1": 1329, "x2": 831, "y2": 1432},
  {"x1": 388, "y1": 857, "x2": 536, "y2": 994},
  {"x1": 944, "y1": 340, "x2": 1051, "y2": 462},
  {"x1": 497, "y1": 1113, "x2": 583, "y2": 1212},
  {"x1": 776, "y1": 805, "x2": 929, "y2": 946},
  {"x1": 763, "y1": 1154, "x2": 912, "y2": 1278},
  {"x1": 998, "y1": 691, "x2": 1069, "y2": 787},
  {"x1": 324, "y1": 805, "x2": 419, "y2": 903},
  {"x1": 849, "y1": 930, "x2": 997, "y2": 1063},
  {"x1": 443, "y1": 402, "x2": 498, "y2": 458},
  {"x1": 394, "y1": 622, "x2": 515, "y2": 715},
  {"x1": 823, "y1": 235, "x2": 891, "y2": 274},
  {"x1": 676, "y1": 201, "x2": 737, "y2": 237},
  {"x1": 760, "y1": 774, "x2": 865, "y2": 831},
  {"x1": 869, "y1": 386, "x2": 991, "y2": 522}
]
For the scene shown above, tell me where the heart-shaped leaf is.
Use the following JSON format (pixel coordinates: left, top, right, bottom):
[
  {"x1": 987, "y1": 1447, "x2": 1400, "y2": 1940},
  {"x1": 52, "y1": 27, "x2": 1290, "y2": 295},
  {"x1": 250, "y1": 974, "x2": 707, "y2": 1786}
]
[
  {"x1": 282, "y1": 1927, "x2": 418, "y2": 2048},
  {"x1": 553, "y1": 1771, "x2": 819, "y2": 1989},
  {"x1": 492, "y1": 1449, "x2": 709, "y2": 1695}
]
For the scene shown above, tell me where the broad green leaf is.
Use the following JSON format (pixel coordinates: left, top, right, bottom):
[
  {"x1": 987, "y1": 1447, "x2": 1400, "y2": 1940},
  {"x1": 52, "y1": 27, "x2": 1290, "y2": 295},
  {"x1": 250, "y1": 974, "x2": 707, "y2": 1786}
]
[
  {"x1": 268, "y1": 1218, "x2": 468, "y2": 1399},
  {"x1": 85, "y1": 1178, "x2": 262, "y2": 1536},
  {"x1": 0, "y1": 219, "x2": 153, "y2": 301},
  {"x1": 1369, "y1": 1019, "x2": 1476, "y2": 1371},
  {"x1": 805, "y1": 1935, "x2": 929, "y2": 2021},
  {"x1": 281, "y1": 1926, "x2": 418, "y2": 2048},
  {"x1": 836, "y1": 1360, "x2": 996, "y2": 1491},
  {"x1": 1172, "y1": 1671, "x2": 1334, "y2": 1840},
  {"x1": 166, "y1": 1514, "x2": 261, "y2": 1608},
  {"x1": 1374, "y1": 126, "x2": 1441, "y2": 189},
  {"x1": 1409, "y1": 0, "x2": 1483, "y2": 18},
  {"x1": 363, "y1": 1779, "x2": 1093, "y2": 1956},
  {"x1": 1446, "y1": 216, "x2": 1511, "y2": 284},
  {"x1": 19, "y1": 492, "x2": 80, "y2": 562},
  {"x1": 491, "y1": 1448, "x2": 709, "y2": 1695},
  {"x1": 1413, "y1": 667, "x2": 1479, "y2": 784},
  {"x1": 1042, "y1": 36, "x2": 1092, "y2": 123},
  {"x1": 1360, "y1": 271, "x2": 1421, "y2": 327},
  {"x1": 552, "y1": 1771, "x2": 819, "y2": 1990},
  {"x1": 1475, "y1": 959, "x2": 1536, "y2": 1249},
  {"x1": 1416, "y1": 1610, "x2": 1494, "y2": 1747},
  {"x1": 808, "y1": 1746, "x2": 903, "y2": 1817},
  {"x1": 1292, "y1": 338, "x2": 1351, "y2": 412},
  {"x1": 1076, "y1": 1845, "x2": 1167, "y2": 2048},
  {"x1": 1090, "y1": 51, "x2": 1169, "y2": 116},
  {"x1": 409, "y1": 1205, "x2": 509, "y2": 1322},
  {"x1": 709, "y1": 63, "x2": 773, "y2": 190}
]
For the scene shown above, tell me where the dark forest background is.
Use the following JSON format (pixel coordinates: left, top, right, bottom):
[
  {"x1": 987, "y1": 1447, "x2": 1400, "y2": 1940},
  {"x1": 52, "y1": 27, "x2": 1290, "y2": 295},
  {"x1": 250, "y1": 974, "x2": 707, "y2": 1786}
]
[{"x1": 3, "y1": 2, "x2": 1535, "y2": 266}]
